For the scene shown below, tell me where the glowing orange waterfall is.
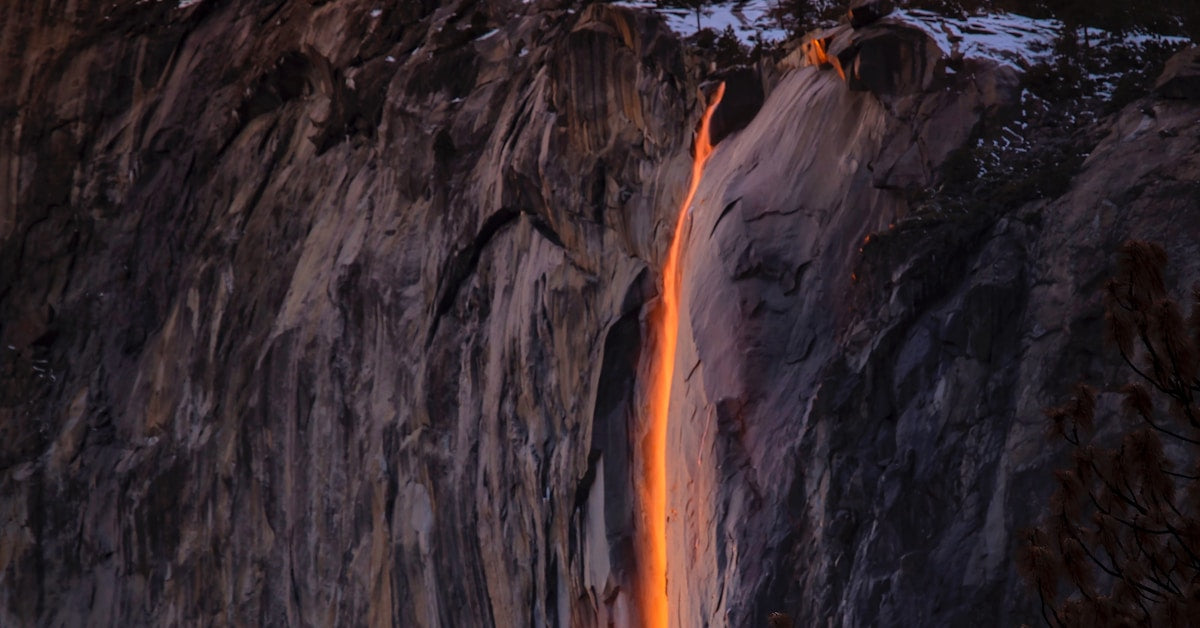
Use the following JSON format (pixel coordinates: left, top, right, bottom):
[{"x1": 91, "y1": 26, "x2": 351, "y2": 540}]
[
  {"x1": 805, "y1": 38, "x2": 846, "y2": 81},
  {"x1": 639, "y1": 81, "x2": 725, "y2": 628}
]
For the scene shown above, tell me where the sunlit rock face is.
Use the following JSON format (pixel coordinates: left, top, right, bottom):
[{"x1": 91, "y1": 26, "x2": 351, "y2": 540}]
[{"x1": 2, "y1": 1, "x2": 1198, "y2": 627}]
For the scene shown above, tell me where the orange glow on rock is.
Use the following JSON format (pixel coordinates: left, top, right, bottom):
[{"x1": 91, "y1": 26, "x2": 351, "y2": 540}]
[
  {"x1": 806, "y1": 37, "x2": 846, "y2": 81},
  {"x1": 639, "y1": 81, "x2": 725, "y2": 628}
]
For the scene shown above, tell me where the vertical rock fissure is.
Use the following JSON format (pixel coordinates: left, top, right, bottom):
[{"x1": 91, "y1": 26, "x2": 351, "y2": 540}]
[{"x1": 638, "y1": 82, "x2": 725, "y2": 628}]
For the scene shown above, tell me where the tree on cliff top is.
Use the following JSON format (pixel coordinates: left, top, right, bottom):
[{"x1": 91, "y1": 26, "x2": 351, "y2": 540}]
[
  {"x1": 1019, "y1": 241, "x2": 1200, "y2": 626},
  {"x1": 655, "y1": 0, "x2": 708, "y2": 30},
  {"x1": 905, "y1": 0, "x2": 1199, "y2": 40}
]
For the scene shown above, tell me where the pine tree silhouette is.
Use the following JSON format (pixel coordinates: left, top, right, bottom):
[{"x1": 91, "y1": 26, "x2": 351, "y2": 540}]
[{"x1": 1019, "y1": 241, "x2": 1200, "y2": 627}]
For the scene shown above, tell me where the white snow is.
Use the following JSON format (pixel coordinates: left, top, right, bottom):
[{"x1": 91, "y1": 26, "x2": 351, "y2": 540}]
[
  {"x1": 609, "y1": 2, "x2": 1063, "y2": 62},
  {"x1": 370, "y1": 8, "x2": 382, "y2": 18},
  {"x1": 892, "y1": 9, "x2": 1060, "y2": 69},
  {"x1": 894, "y1": 9, "x2": 1191, "y2": 78},
  {"x1": 1122, "y1": 30, "x2": 1191, "y2": 48},
  {"x1": 177, "y1": 0, "x2": 203, "y2": 7},
  {"x1": 1083, "y1": 30, "x2": 1192, "y2": 98},
  {"x1": 613, "y1": 1, "x2": 789, "y2": 45}
]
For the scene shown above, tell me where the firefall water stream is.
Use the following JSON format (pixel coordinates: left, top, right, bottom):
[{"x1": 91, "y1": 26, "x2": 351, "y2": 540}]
[{"x1": 638, "y1": 82, "x2": 725, "y2": 628}]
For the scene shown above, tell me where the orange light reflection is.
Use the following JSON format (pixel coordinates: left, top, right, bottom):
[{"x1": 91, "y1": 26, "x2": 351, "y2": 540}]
[
  {"x1": 807, "y1": 38, "x2": 846, "y2": 81},
  {"x1": 639, "y1": 81, "x2": 725, "y2": 628}
]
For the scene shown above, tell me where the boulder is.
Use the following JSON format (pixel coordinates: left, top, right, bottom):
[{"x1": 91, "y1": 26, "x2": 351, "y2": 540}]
[
  {"x1": 1155, "y1": 46, "x2": 1200, "y2": 100},
  {"x1": 844, "y1": 24, "x2": 942, "y2": 95},
  {"x1": 848, "y1": 0, "x2": 895, "y2": 28},
  {"x1": 795, "y1": 22, "x2": 941, "y2": 96}
]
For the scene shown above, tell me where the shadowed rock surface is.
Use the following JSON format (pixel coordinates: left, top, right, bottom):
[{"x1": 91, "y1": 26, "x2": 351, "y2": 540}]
[
  {"x1": 1, "y1": 1, "x2": 1198, "y2": 626},
  {"x1": 1156, "y1": 46, "x2": 1200, "y2": 99},
  {"x1": 848, "y1": 0, "x2": 896, "y2": 29}
]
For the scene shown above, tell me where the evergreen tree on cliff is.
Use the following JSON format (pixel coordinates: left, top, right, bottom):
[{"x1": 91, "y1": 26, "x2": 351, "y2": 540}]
[
  {"x1": 1042, "y1": 0, "x2": 1200, "y2": 40},
  {"x1": 656, "y1": 0, "x2": 709, "y2": 30},
  {"x1": 767, "y1": 0, "x2": 826, "y2": 36},
  {"x1": 1019, "y1": 241, "x2": 1200, "y2": 626}
]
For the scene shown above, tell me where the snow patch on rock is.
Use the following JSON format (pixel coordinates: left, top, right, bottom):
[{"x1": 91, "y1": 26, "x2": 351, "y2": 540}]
[
  {"x1": 613, "y1": 1, "x2": 789, "y2": 44},
  {"x1": 891, "y1": 9, "x2": 1059, "y2": 69}
]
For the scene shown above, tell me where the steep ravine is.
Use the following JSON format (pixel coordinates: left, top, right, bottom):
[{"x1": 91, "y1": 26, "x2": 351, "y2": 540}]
[{"x1": 2, "y1": 1, "x2": 1198, "y2": 627}]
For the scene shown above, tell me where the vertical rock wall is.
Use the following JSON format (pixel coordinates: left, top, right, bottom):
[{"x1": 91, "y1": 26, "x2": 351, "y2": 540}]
[{"x1": 0, "y1": 1, "x2": 703, "y2": 624}]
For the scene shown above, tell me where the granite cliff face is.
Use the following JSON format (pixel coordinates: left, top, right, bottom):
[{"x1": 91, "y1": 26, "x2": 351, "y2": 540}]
[
  {"x1": 1, "y1": 1, "x2": 1198, "y2": 626},
  {"x1": 2, "y1": 1, "x2": 699, "y2": 624}
]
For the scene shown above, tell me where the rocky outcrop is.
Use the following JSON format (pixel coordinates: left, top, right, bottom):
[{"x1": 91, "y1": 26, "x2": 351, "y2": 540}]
[
  {"x1": 2, "y1": 1, "x2": 1198, "y2": 627},
  {"x1": 663, "y1": 29, "x2": 1200, "y2": 626},
  {"x1": 675, "y1": 84, "x2": 1200, "y2": 625},
  {"x1": 1156, "y1": 46, "x2": 1200, "y2": 99},
  {"x1": 848, "y1": 0, "x2": 896, "y2": 29}
]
